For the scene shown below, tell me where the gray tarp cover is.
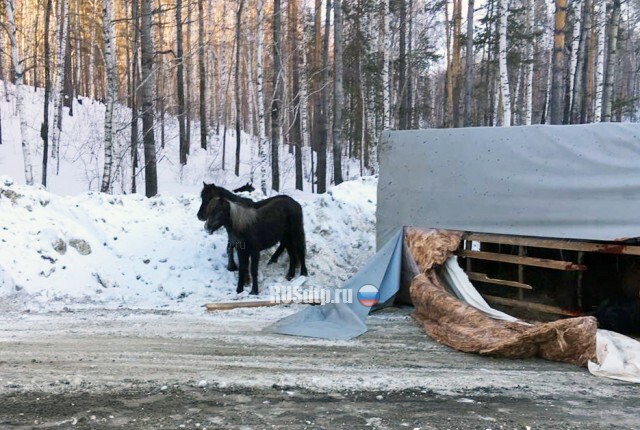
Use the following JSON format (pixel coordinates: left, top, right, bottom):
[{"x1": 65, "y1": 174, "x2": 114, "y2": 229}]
[
  {"x1": 272, "y1": 123, "x2": 640, "y2": 340},
  {"x1": 269, "y1": 229, "x2": 403, "y2": 340},
  {"x1": 377, "y1": 123, "x2": 640, "y2": 247}
]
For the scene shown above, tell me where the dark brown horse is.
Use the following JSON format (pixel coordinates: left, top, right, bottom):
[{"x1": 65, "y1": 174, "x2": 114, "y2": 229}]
[
  {"x1": 204, "y1": 193, "x2": 308, "y2": 295},
  {"x1": 197, "y1": 183, "x2": 286, "y2": 271}
]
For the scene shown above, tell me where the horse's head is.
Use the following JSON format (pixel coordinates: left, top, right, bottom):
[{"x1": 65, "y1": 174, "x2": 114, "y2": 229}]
[
  {"x1": 198, "y1": 182, "x2": 220, "y2": 221},
  {"x1": 204, "y1": 197, "x2": 230, "y2": 235},
  {"x1": 233, "y1": 182, "x2": 255, "y2": 193}
]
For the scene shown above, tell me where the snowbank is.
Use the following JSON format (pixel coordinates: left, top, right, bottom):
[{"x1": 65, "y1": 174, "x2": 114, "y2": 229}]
[{"x1": 0, "y1": 176, "x2": 376, "y2": 312}]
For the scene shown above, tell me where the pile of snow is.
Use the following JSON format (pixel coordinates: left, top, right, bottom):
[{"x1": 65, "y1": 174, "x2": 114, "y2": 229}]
[{"x1": 0, "y1": 175, "x2": 377, "y2": 312}]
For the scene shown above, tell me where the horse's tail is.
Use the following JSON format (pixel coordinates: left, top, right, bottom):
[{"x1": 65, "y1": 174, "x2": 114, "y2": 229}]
[{"x1": 290, "y1": 202, "x2": 308, "y2": 275}]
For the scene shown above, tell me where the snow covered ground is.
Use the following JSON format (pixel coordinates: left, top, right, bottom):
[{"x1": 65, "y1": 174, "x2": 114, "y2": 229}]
[
  {"x1": 0, "y1": 175, "x2": 376, "y2": 312},
  {"x1": 0, "y1": 81, "x2": 377, "y2": 312}
]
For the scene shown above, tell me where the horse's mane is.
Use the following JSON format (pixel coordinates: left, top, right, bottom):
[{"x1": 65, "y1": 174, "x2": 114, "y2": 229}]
[
  {"x1": 207, "y1": 184, "x2": 254, "y2": 205},
  {"x1": 227, "y1": 200, "x2": 258, "y2": 232}
]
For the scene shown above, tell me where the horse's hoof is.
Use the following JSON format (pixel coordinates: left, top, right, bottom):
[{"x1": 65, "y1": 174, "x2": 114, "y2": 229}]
[
  {"x1": 301, "y1": 269, "x2": 308, "y2": 277},
  {"x1": 285, "y1": 274, "x2": 294, "y2": 281},
  {"x1": 267, "y1": 259, "x2": 277, "y2": 265},
  {"x1": 236, "y1": 288, "x2": 244, "y2": 294},
  {"x1": 249, "y1": 289, "x2": 259, "y2": 295},
  {"x1": 227, "y1": 264, "x2": 238, "y2": 272}
]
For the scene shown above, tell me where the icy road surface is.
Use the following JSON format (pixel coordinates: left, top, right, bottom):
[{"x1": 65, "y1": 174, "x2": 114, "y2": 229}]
[{"x1": 0, "y1": 307, "x2": 637, "y2": 429}]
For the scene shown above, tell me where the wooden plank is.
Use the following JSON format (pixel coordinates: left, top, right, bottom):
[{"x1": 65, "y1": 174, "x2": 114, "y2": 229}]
[
  {"x1": 518, "y1": 246, "x2": 525, "y2": 300},
  {"x1": 462, "y1": 232, "x2": 640, "y2": 256},
  {"x1": 205, "y1": 300, "x2": 287, "y2": 311},
  {"x1": 467, "y1": 272, "x2": 533, "y2": 290},
  {"x1": 482, "y1": 294, "x2": 579, "y2": 317},
  {"x1": 455, "y1": 250, "x2": 587, "y2": 271}
]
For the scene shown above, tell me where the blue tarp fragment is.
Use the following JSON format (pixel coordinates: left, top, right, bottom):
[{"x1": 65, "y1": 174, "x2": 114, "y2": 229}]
[{"x1": 268, "y1": 228, "x2": 404, "y2": 340}]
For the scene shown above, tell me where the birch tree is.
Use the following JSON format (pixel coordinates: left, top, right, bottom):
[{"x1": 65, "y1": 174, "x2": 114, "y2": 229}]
[
  {"x1": 498, "y1": 0, "x2": 512, "y2": 126},
  {"x1": 594, "y1": 0, "x2": 606, "y2": 121},
  {"x1": 4, "y1": 0, "x2": 34, "y2": 185},
  {"x1": 51, "y1": 0, "x2": 70, "y2": 166},
  {"x1": 256, "y1": 0, "x2": 268, "y2": 194},
  {"x1": 568, "y1": 3, "x2": 581, "y2": 115},
  {"x1": 381, "y1": 0, "x2": 391, "y2": 130},
  {"x1": 100, "y1": 0, "x2": 116, "y2": 193},
  {"x1": 234, "y1": 0, "x2": 244, "y2": 176},
  {"x1": 299, "y1": 18, "x2": 312, "y2": 181}
]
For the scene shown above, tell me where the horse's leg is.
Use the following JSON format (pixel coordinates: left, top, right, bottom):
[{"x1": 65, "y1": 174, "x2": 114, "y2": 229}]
[
  {"x1": 249, "y1": 250, "x2": 260, "y2": 295},
  {"x1": 267, "y1": 243, "x2": 286, "y2": 265},
  {"x1": 297, "y1": 238, "x2": 308, "y2": 277},
  {"x1": 285, "y1": 243, "x2": 296, "y2": 281},
  {"x1": 236, "y1": 250, "x2": 249, "y2": 294},
  {"x1": 227, "y1": 241, "x2": 238, "y2": 271}
]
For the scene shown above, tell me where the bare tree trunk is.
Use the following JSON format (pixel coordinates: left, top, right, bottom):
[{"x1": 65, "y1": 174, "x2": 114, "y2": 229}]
[
  {"x1": 4, "y1": 0, "x2": 34, "y2": 185},
  {"x1": 299, "y1": 18, "x2": 311, "y2": 182},
  {"x1": 0, "y1": 14, "x2": 6, "y2": 103},
  {"x1": 602, "y1": 0, "x2": 620, "y2": 122},
  {"x1": 317, "y1": 0, "x2": 330, "y2": 193},
  {"x1": 32, "y1": 0, "x2": 40, "y2": 90},
  {"x1": 312, "y1": 0, "x2": 322, "y2": 191},
  {"x1": 594, "y1": 0, "x2": 606, "y2": 121},
  {"x1": 498, "y1": 0, "x2": 511, "y2": 126},
  {"x1": 140, "y1": 0, "x2": 158, "y2": 197},
  {"x1": 463, "y1": 0, "x2": 475, "y2": 127},
  {"x1": 571, "y1": 0, "x2": 590, "y2": 124},
  {"x1": 568, "y1": 2, "x2": 580, "y2": 119},
  {"x1": 583, "y1": 4, "x2": 596, "y2": 123},
  {"x1": 287, "y1": 0, "x2": 303, "y2": 190},
  {"x1": 524, "y1": 0, "x2": 534, "y2": 125},
  {"x1": 176, "y1": 0, "x2": 188, "y2": 165},
  {"x1": 41, "y1": 0, "x2": 53, "y2": 187},
  {"x1": 100, "y1": 0, "x2": 116, "y2": 193},
  {"x1": 271, "y1": 0, "x2": 282, "y2": 191},
  {"x1": 88, "y1": 0, "x2": 97, "y2": 100},
  {"x1": 234, "y1": 0, "x2": 244, "y2": 176},
  {"x1": 398, "y1": 0, "x2": 408, "y2": 129},
  {"x1": 381, "y1": 0, "x2": 391, "y2": 130},
  {"x1": 332, "y1": 0, "x2": 343, "y2": 185},
  {"x1": 549, "y1": 0, "x2": 567, "y2": 124},
  {"x1": 451, "y1": 0, "x2": 462, "y2": 127},
  {"x1": 130, "y1": 0, "x2": 140, "y2": 194},
  {"x1": 51, "y1": 0, "x2": 69, "y2": 168},
  {"x1": 256, "y1": 0, "x2": 268, "y2": 194},
  {"x1": 444, "y1": 1, "x2": 453, "y2": 127},
  {"x1": 185, "y1": 0, "x2": 192, "y2": 152},
  {"x1": 198, "y1": 0, "x2": 207, "y2": 149}
]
